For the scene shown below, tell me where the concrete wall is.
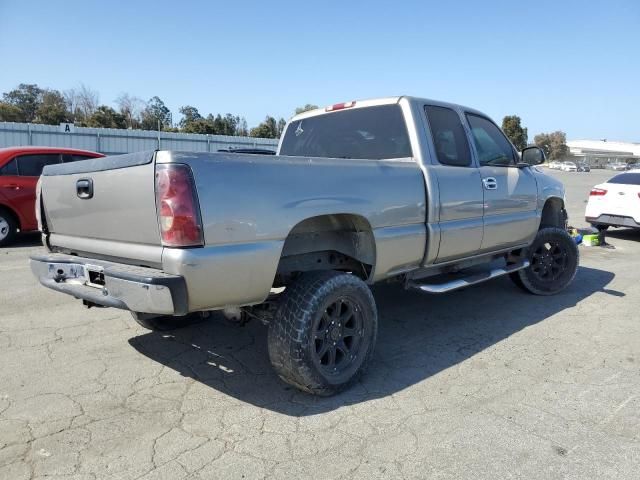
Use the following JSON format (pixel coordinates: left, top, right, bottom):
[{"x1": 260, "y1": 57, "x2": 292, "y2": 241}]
[{"x1": 0, "y1": 122, "x2": 279, "y2": 155}]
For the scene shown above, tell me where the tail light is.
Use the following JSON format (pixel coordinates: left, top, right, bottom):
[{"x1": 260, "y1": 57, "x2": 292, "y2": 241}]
[
  {"x1": 155, "y1": 164, "x2": 203, "y2": 247},
  {"x1": 590, "y1": 188, "x2": 607, "y2": 196}
]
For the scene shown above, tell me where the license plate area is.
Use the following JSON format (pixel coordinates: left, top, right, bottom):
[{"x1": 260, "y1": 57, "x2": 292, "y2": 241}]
[{"x1": 85, "y1": 264, "x2": 105, "y2": 288}]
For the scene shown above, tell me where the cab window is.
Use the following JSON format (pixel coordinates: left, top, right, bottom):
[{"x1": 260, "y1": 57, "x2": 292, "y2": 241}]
[
  {"x1": 16, "y1": 154, "x2": 62, "y2": 176},
  {"x1": 466, "y1": 114, "x2": 515, "y2": 167},
  {"x1": 424, "y1": 105, "x2": 471, "y2": 167},
  {"x1": 279, "y1": 105, "x2": 412, "y2": 160}
]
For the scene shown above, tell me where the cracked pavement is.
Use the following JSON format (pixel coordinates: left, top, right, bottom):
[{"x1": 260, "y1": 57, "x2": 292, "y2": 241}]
[{"x1": 0, "y1": 170, "x2": 639, "y2": 479}]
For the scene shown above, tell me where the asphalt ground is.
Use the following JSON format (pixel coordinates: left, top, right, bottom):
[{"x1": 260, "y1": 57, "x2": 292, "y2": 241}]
[{"x1": 0, "y1": 168, "x2": 638, "y2": 479}]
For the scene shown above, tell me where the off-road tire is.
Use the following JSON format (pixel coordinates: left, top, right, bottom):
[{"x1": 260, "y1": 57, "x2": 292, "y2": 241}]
[
  {"x1": 268, "y1": 271, "x2": 378, "y2": 396},
  {"x1": 0, "y1": 208, "x2": 18, "y2": 248},
  {"x1": 510, "y1": 227, "x2": 579, "y2": 295}
]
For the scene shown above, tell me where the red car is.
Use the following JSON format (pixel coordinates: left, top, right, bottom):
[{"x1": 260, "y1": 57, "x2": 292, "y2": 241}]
[{"x1": 0, "y1": 146, "x2": 104, "y2": 246}]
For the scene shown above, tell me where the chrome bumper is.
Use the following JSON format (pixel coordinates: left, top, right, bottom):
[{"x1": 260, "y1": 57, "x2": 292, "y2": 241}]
[{"x1": 30, "y1": 253, "x2": 188, "y2": 315}]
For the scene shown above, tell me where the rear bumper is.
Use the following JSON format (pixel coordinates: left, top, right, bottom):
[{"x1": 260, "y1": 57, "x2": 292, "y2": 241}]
[
  {"x1": 30, "y1": 253, "x2": 188, "y2": 315},
  {"x1": 586, "y1": 215, "x2": 640, "y2": 228}
]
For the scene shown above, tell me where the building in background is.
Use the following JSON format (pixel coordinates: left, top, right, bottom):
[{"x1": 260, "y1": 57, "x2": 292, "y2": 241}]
[{"x1": 568, "y1": 140, "x2": 640, "y2": 168}]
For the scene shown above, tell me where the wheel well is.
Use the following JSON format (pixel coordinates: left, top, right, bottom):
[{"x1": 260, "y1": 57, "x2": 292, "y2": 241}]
[
  {"x1": 276, "y1": 214, "x2": 376, "y2": 283},
  {"x1": 540, "y1": 197, "x2": 566, "y2": 229},
  {"x1": 0, "y1": 204, "x2": 20, "y2": 229}
]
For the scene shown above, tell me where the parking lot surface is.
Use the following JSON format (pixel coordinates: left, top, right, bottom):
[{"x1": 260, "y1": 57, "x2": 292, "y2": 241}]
[{"x1": 1, "y1": 169, "x2": 638, "y2": 479}]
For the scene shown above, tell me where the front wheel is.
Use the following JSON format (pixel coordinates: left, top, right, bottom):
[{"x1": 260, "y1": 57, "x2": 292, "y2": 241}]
[
  {"x1": 268, "y1": 271, "x2": 378, "y2": 396},
  {"x1": 510, "y1": 227, "x2": 579, "y2": 295}
]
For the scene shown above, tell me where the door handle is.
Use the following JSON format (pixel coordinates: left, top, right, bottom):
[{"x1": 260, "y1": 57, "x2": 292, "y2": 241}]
[
  {"x1": 76, "y1": 178, "x2": 93, "y2": 199},
  {"x1": 482, "y1": 177, "x2": 497, "y2": 190},
  {"x1": 1, "y1": 183, "x2": 21, "y2": 190}
]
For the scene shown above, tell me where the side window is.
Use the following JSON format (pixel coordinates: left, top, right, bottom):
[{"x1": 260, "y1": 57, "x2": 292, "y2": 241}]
[
  {"x1": 466, "y1": 114, "x2": 515, "y2": 166},
  {"x1": 0, "y1": 158, "x2": 18, "y2": 176},
  {"x1": 16, "y1": 154, "x2": 61, "y2": 176},
  {"x1": 424, "y1": 105, "x2": 471, "y2": 167},
  {"x1": 62, "y1": 154, "x2": 96, "y2": 163}
]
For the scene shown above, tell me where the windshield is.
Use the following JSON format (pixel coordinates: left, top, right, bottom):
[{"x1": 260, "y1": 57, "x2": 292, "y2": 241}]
[{"x1": 279, "y1": 104, "x2": 412, "y2": 160}]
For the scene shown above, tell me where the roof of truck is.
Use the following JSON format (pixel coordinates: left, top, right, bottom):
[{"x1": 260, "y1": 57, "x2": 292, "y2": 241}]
[{"x1": 290, "y1": 96, "x2": 488, "y2": 122}]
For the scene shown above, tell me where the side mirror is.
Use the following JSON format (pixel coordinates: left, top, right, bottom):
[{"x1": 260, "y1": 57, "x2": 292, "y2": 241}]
[{"x1": 521, "y1": 146, "x2": 545, "y2": 166}]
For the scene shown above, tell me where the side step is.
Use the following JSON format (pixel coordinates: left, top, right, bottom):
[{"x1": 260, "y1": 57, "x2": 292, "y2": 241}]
[{"x1": 408, "y1": 260, "x2": 530, "y2": 294}]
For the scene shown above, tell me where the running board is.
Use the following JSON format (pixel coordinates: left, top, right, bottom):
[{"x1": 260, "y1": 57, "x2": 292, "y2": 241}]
[{"x1": 408, "y1": 261, "x2": 530, "y2": 294}]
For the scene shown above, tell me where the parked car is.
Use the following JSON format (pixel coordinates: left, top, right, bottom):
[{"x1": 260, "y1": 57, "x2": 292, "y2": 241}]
[
  {"x1": 217, "y1": 148, "x2": 276, "y2": 155},
  {"x1": 560, "y1": 161, "x2": 578, "y2": 172},
  {"x1": 0, "y1": 146, "x2": 104, "y2": 246},
  {"x1": 606, "y1": 162, "x2": 628, "y2": 171},
  {"x1": 627, "y1": 163, "x2": 640, "y2": 171},
  {"x1": 586, "y1": 172, "x2": 640, "y2": 231},
  {"x1": 576, "y1": 162, "x2": 591, "y2": 172},
  {"x1": 30, "y1": 97, "x2": 578, "y2": 395},
  {"x1": 548, "y1": 161, "x2": 562, "y2": 169}
]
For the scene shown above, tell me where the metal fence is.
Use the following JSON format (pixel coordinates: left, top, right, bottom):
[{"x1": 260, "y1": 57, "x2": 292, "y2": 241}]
[{"x1": 0, "y1": 122, "x2": 279, "y2": 155}]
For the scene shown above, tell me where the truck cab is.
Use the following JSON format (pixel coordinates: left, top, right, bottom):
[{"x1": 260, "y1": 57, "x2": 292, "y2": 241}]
[{"x1": 278, "y1": 97, "x2": 564, "y2": 265}]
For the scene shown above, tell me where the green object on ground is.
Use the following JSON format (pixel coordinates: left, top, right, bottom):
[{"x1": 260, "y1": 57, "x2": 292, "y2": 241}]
[{"x1": 582, "y1": 234, "x2": 601, "y2": 247}]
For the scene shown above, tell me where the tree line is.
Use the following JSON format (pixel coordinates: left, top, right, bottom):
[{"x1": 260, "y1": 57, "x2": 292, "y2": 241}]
[
  {"x1": 0, "y1": 84, "x2": 320, "y2": 139},
  {"x1": 0, "y1": 83, "x2": 569, "y2": 156},
  {"x1": 501, "y1": 115, "x2": 569, "y2": 160}
]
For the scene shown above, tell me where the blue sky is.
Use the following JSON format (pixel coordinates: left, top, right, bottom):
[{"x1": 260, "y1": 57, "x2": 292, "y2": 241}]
[{"x1": 0, "y1": 0, "x2": 638, "y2": 142}]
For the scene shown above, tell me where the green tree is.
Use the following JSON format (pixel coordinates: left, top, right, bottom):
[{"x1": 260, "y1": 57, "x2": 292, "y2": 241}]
[
  {"x1": 295, "y1": 104, "x2": 318, "y2": 115},
  {"x1": 534, "y1": 131, "x2": 569, "y2": 160},
  {"x1": 35, "y1": 90, "x2": 70, "y2": 125},
  {"x1": 85, "y1": 106, "x2": 127, "y2": 129},
  {"x1": 501, "y1": 115, "x2": 528, "y2": 150},
  {"x1": 0, "y1": 102, "x2": 24, "y2": 122},
  {"x1": 2, "y1": 83, "x2": 44, "y2": 122},
  {"x1": 184, "y1": 117, "x2": 215, "y2": 134},
  {"x1": 141, "y1": 96, "x2": 172, "y2": 130},
  {"x1": 250, "y1": 116, "x2": 278, "y2": 138},
  {"x1": 213, "y1": 113, "x2": 240, "y2": 136},
  {"x1": 178, "y1": 105, "x2": 202, "y2": 129}
]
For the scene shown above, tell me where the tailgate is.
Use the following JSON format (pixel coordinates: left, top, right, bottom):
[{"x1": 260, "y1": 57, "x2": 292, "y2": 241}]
[{"x1": 40, "y1": 151, "x2": 162, "y2": 264}]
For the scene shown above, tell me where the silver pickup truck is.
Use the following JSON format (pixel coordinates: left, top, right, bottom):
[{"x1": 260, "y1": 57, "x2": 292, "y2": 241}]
[{"x1": 31, "y1": 96, "x2": 578, "y2": 395}]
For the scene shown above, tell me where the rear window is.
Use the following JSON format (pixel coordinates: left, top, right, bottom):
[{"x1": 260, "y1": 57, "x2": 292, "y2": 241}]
[
  {"x1": 279, "y1": 104, "x2": 412, "y2": 160},
  {"x1": 609, "y1": 173, "x2": 640, "y2": 185}
]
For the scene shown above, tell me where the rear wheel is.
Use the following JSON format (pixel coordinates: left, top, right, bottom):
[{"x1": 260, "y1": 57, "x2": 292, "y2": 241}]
[
  {"x1": 510, "y1": 227, "x2": 579, "y2": 295},
  {"x1": 0, "y1": 209, "x2": 17, "y2": 248},
  {"x1": 268, "y1": 271, "x2": 377, "y2": 396}
]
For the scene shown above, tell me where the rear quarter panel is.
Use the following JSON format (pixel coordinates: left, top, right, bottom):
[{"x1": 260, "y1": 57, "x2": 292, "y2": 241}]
[{"x1": 158, "y1": 151, "x2": 427, "y2": 308}]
